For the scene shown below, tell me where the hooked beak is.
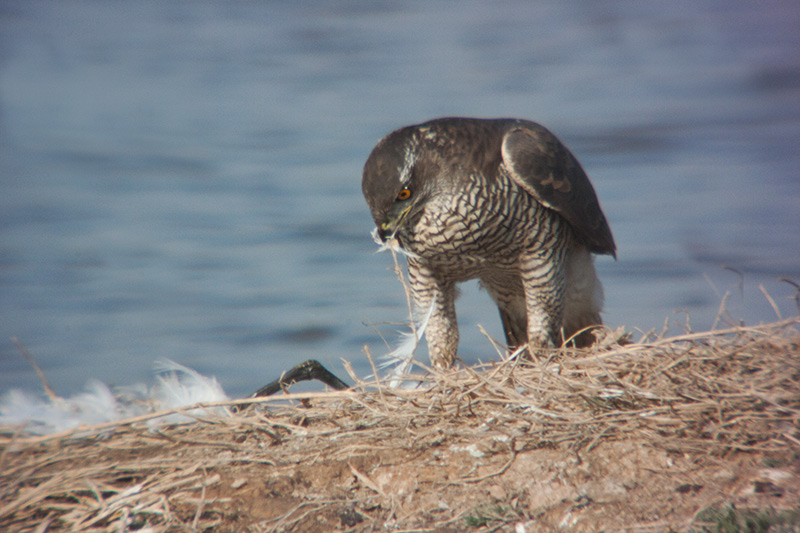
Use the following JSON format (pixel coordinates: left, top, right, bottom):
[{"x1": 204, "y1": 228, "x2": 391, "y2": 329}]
[{"x1": 377, "y1": 204, "x2": 413, "y2": 242}]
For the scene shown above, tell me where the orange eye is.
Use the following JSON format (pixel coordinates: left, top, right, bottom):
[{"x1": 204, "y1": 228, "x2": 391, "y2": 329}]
[{"x1": 396, "y1": 187, "x2": 412, "y2": 201}]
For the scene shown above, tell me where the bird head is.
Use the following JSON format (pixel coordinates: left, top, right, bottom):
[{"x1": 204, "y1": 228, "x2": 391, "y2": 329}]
[{"x1": 361, "y1": 127, "x2": 437, "y2": 243}]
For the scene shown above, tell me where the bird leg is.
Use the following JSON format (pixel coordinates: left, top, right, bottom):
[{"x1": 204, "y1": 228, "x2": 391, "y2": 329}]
[
  {"x1": 479, "y1": 271, "x2": 529, "y2": 354},
  {"x1": 498, "y1": 307, "x2": 527, "y2": 351},
  {"x1": 520, "y1": 252, "x2": 567, "y2": 357},
  {"x1": 408, "y1": 260, "x2": 459, "y2": 368},
  {"x1": 524, "y1": 304, "x2": 559, "y2": 352}
]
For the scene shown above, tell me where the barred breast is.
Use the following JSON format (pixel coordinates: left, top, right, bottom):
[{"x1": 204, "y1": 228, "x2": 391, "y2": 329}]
[{"x1": 399, "y1": 168, "x2": 570, "y2": 281}]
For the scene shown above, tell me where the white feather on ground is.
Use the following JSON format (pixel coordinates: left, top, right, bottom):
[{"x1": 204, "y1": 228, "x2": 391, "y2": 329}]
[
  {"x1": 0, "y1": 360, "x2": 230, "y2": 435},
  {"x1": 149, "y1": 359, "x2": 230, "y2": 426},
  {"x1": 0, "y1": 380, "x2": 126, "y2": 435},
  {"x1": 371, "y1": 299, "x2": 435, "y2": 389}
]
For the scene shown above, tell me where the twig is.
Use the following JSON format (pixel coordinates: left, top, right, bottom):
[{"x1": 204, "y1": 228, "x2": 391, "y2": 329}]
[
  {"x1": 11, "y1": 337, "x2": 58, "y2": 402},
  {"x1": 363, "y1": 346, "x2": 385, "y2": 403},
  {"x1": 349, "y1": 462, "x2": 385, "y2": 496},
  {"x1": 760, "y1": 284, "x2": 783, "y2": 320},
  {"x1": 191, "y1": 467, "x2": 208, "y2": 530},
  {"x1": 389, "y1": 244, "x2": 418, "y2": 341},
  {"x1": 150, "y1": 430, "x2": 243, "y2": 451}
]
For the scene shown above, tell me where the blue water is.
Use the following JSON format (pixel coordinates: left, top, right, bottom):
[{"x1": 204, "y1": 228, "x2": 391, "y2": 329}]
[{"x1": 2, "y1": 0, "x2": 799, "y2": 397}]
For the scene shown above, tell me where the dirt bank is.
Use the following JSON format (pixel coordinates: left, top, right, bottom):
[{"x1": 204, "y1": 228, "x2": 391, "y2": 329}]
[{"x1": 2, "y1": 318, "x2": 798, "y2": 531}]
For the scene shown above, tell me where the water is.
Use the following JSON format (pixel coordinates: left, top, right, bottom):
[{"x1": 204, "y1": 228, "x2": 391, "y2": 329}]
[{"x1": 2, "y1": 0, "x2": 799, "y2": 398}]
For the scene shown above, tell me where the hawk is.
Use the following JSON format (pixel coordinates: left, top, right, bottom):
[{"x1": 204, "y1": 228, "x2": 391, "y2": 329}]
[{"x1": 362, "y1": 117, "x2": 616, "y2": 368}]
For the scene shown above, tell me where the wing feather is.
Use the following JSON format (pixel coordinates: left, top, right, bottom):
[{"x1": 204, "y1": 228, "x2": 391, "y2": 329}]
[{"x1": 501, "y1": 123, "x2": 616, "y2": 257}]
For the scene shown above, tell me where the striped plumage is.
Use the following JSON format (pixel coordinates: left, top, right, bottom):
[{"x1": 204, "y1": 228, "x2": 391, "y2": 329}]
[{"x1": 362, "y1": 117, "x2": 615, "y2": 368}]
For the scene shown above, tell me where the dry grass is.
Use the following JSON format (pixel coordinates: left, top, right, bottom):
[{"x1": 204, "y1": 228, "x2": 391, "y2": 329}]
[{"x1": 1, "y1": 317, "x2": 799, "y2": 532}]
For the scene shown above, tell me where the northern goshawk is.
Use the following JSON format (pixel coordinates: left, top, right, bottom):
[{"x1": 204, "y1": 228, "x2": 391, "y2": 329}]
[{"x1": 362, "y1": 117, "x2": 616, "y2": 368}]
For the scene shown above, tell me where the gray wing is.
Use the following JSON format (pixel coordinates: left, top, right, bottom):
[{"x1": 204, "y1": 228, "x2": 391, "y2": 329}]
[{"x1": 501, "y1": 123, "x2": 616, "y2": 257}]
